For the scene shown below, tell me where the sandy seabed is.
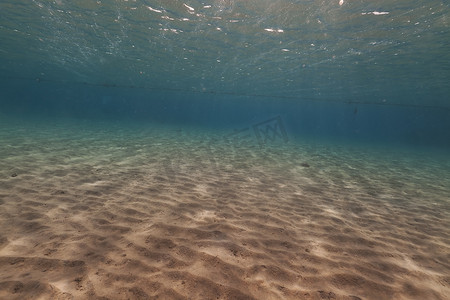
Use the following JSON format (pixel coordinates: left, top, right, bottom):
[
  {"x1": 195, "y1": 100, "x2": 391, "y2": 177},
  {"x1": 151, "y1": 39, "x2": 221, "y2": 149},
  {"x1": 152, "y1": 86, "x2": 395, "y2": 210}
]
[{"x1": 0, "y1": 120, "x2": 449, "y2": 300}]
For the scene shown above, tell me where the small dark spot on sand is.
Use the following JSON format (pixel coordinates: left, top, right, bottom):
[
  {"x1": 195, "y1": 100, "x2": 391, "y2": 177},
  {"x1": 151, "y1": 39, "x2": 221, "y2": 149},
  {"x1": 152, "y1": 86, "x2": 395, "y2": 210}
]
[
  {"x1": 11, "y1": 173, "x2": 18, "y2": 177},
  {"x1": 13, "y1": 282, "x2": 24, "y2": 293},
  {"x1": 300, "y1": 163, "x2": 310, "y2": 168},
  {"x1": 318, "y1": 290, "x2": 336, "y2": 299}
]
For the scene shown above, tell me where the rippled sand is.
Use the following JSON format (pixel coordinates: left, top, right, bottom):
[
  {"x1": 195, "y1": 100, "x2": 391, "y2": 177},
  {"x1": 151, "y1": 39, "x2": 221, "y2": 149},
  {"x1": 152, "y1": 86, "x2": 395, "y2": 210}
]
[{"x1": 0, "y1": 119, "x2": 449, "y2": 299}]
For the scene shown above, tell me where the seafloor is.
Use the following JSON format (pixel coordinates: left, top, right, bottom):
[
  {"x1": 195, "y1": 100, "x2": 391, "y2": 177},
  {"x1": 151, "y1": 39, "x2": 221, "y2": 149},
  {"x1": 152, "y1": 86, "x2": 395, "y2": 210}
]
[{"x1": 0, "y1": 118, "x2": 449, "y2": 300}]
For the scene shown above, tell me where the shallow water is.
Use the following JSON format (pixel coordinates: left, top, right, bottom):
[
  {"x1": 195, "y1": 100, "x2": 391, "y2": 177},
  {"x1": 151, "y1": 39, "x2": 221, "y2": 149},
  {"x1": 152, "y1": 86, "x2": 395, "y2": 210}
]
[{"x1": 1, "y1": 0, "x2": 450, "y2": 299}]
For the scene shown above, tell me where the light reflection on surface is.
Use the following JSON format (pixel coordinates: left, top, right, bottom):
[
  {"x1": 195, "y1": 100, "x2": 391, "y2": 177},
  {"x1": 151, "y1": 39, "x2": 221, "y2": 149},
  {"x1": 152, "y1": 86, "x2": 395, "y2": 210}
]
[{"x1": 0, "y1": 0, "x2": 448, "y2": 106}]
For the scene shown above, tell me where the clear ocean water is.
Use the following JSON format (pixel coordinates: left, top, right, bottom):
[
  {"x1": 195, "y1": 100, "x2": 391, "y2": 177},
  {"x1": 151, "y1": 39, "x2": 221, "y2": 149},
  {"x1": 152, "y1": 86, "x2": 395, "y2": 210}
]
[{"x1": 0, "y1": 1, "x2": 449, "y2": 299}]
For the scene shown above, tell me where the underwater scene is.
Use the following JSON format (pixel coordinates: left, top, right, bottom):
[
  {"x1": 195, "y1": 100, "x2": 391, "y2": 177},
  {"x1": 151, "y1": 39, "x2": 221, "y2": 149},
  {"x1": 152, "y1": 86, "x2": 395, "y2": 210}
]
[{"x1": 0, "y1": 1, "x2": 449, "y2": 299}]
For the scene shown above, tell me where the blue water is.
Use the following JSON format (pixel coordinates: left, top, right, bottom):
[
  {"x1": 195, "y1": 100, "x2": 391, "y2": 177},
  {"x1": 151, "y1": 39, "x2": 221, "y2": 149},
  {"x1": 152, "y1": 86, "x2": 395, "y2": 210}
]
[
  {"x1": 1, "y1": 78, "x2": 449, "y2": 150},
  {"x1": 1, "y1": 2, "x2": 450, "y2": 298},
  {"x1": 1, "y1": 0, "x2": 449, "y2": 150}
]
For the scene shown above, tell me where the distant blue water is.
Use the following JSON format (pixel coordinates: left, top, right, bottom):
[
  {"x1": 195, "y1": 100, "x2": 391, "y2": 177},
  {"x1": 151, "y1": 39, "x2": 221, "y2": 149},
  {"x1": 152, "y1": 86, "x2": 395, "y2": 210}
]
[{"x1": 1, "y1": 78, "x2": 449, "y2": 150}]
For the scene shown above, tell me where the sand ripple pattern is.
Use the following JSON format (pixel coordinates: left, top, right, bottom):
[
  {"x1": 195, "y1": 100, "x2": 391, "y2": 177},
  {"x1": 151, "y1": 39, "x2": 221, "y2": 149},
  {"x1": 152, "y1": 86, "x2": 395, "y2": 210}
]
[{"x1": 0, "y1": 121, "x2": 449, "y2": 299}]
